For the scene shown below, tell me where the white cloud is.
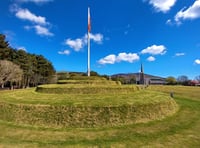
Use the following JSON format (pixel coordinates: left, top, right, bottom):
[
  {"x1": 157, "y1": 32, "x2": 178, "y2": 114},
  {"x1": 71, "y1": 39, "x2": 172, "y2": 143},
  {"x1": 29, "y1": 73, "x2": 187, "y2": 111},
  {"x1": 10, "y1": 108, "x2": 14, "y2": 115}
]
[
  {"x1": 65, "y1": 33, "x2": 103, "y2": 51},
  {"x1": 175, "y1": 53, "x2": 185, "y2": 57},
  {"x1": 195, "y1": 59, "x2": 200, "y2": 64},
  {"x1": 147, "y1": 56, "x2": 156, "y2": 62},
  {"x1": 58, "y1": 50, "x2": 70, "y2": 55},
  {"x1": 141, "y1": 45, "x2": 167, "y2": 55},
  {"x1": 166, "y1": 19, "x2": 172, "y2": 25},
  {"x1": 17, "y1": 0, "x2": 53, "y2": 4},
  {"x1": 15, "y1": 8, "x2": 48, "y2": 25},
  {"x1": 116, "y1": 53, "x2": 140, "y2": 63},
  {"x1": 98, "y1": 52, "x2": 139, "y2": 65},
  {"x1": 25, "y1": 25, "x2": 54, "y2": 36},
  {"x1": 88, "y1": 33, "x2": 103, "y2": 43},
  {"x1": 175, "y1": 0, "x2": 200, "y2": 24},
  {"x1": 10, "y1": 4, "x2": 53, "y2": 37},
  {"x1": 34, "y1": 25, "x2": 53, "y2": 36},
  {"x1": 65, "y1": 38, "x2": 84, "y2": 52},
  {"x1": 148, "y1": 0, "x2": 177, "y2": 13},
  {"x1": 98, "y1": 54, "x2": 116, "y2": 65}
]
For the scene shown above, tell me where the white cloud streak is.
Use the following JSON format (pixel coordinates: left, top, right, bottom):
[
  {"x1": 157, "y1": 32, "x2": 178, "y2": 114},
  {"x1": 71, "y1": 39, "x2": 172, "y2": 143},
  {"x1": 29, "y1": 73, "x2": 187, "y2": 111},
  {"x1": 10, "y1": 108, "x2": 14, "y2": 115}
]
[
  {"x1": 15, "y1": 8, "x2": 48, "y2": 25},
  {"x1": 17, "y1": 0, "x2": 53, "y2": 4},
  {"x1": 11, "y1": 5, "x2": 53, "y2": 36},
  {"x1": 175, "y1": 0, "x2": 200, "y2": 24},
  {"x1": 166, "y1": 19, "x2": 172, "y2": 25},
  {"x1": 58, "y1": 50, "x2": 70, "y2": 55},
  {"x1": 147, "y1": 56, "x2": 156, "y2": 62},
  {"x1": 175, "y1": 53, "x2": 185, "y2": 57},
  {"x1": 141, "y1": 45, "x2": 167, "y2": 55},
  {"x1": 148, "y1": 0, "x2": 177, "y2": 13},
  {"x1": 195, "y1": 59, "x2": 200, "y2": 64},
  {"x1": 33, "y1": 25, "x2": 53, "y2": 36},
  {"x1": 98, "y1": 52, "x2": 139, "y2": 65},
  {"x1": 24, "y1": 25, "x2": 53, "y2": 36},
  {"x1": 65, "y1": 33, "x2": 103, "y2": 51}
]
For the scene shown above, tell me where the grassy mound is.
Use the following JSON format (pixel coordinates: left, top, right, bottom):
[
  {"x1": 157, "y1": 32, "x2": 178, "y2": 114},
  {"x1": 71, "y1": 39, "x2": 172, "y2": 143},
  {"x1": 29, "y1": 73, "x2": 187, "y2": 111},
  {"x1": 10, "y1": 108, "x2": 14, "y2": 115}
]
[
  {"x1": 36, "y1": 84, "x2": 139, "y2": 94},
  {"x1": 58, "y1": 79, "x2": 120, "y2": 85},
  {"x1": 0, "y1": 86, "x2": 199, "y2": 147},
  {"x1": 0, "y1": 89, "x2": 178, "y2": 128},
  {"x1": 58, "y1": 76, "x2": 121, "y2": 85}
]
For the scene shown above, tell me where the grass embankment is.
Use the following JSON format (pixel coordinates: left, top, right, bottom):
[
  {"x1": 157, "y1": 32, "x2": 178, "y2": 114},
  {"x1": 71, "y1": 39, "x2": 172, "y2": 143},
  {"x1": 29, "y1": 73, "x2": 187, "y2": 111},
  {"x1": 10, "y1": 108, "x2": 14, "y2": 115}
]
[
  {"x1": 58, "y1": 76, "x2": 120, "y2": 85},
  {"x1": 36, "y1": 84, "x2": 139, "y2": 94},
  {"x1": 57, "y1": 79, "x2": 120, "y2": 85},
  {"x1": 0, "y1": 86, "x2": 199, "y2": 147},
  {"x1": 0, "y1": 88, "x2": 177, "y2": 128}
]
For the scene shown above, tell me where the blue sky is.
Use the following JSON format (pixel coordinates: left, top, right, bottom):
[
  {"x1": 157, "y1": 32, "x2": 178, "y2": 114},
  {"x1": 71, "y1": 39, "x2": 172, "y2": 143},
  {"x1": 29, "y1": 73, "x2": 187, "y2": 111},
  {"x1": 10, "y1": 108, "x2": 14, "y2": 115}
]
[{"x1": 0, "y1": 0, "x2": 200, "y2": 79}]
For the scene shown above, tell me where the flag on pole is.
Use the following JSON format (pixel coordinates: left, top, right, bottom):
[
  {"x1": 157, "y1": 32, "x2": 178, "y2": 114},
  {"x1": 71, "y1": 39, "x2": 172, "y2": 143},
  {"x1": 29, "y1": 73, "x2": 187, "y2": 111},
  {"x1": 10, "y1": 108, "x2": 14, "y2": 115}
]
[
  {"x1": 87, "y1": 7, "x2": 91, "y2": 77},
  {"x1": 88, "y1": 7, "x2": 91, "y2": 32}
]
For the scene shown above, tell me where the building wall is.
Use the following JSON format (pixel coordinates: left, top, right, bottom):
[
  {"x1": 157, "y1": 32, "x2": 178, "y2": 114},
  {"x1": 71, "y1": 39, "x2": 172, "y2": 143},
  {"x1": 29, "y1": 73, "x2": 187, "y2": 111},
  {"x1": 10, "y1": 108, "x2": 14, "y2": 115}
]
[{"x1": 136, "y1": 76, "x2": 166, "y2": 85}]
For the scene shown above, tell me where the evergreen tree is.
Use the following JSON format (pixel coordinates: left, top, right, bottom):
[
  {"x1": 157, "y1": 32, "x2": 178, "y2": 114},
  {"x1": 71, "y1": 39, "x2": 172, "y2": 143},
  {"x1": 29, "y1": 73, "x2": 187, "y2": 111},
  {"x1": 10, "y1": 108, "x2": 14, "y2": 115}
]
[
  {"x1": 0, "y1": 33, "x2": 56, "y2": 88},
  {"x1": 0, "y1": 34, "x2": 9, "y2": 48},
  {"x1": 0, "y1": 34, "x2": 12, "y2": 60}
]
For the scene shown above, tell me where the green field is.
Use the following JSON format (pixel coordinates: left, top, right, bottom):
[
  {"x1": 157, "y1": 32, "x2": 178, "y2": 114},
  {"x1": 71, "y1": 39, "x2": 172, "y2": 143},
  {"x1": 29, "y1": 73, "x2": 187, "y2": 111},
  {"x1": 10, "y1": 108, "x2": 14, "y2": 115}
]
[{"x1": 0, "y1": 85, "x2": 199, "y2": 147}]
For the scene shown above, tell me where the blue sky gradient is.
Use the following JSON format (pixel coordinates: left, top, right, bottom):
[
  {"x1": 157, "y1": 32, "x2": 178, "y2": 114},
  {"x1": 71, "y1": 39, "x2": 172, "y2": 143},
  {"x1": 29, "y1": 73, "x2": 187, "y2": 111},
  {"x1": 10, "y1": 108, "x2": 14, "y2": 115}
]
[{"x1": 0, "y1": 0, "x2": 200, "y2": 79}]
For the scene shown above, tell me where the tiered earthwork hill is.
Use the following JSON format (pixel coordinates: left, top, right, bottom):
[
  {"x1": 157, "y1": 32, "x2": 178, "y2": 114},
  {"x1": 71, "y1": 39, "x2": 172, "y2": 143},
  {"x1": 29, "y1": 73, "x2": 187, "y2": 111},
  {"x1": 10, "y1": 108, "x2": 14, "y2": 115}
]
[{"x1": 0, "y1": 76, "x2": 178, "y2": 128}]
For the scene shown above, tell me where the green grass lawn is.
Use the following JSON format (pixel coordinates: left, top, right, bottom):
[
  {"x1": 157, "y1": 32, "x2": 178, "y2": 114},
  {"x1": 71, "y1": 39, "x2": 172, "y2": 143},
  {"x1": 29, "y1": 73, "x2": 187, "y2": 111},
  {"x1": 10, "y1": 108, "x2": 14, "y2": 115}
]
[
  {"x1": 0, "y1": 88, "x2": 168, "y2": 106},
  {"x1": 0, "y1": 85, "x2": 199, "y2": 147}
]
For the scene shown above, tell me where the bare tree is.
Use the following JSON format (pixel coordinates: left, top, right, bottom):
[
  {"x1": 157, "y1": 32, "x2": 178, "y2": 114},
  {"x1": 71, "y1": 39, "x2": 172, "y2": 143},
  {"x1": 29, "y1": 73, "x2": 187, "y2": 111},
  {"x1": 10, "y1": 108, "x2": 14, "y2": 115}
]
[
  {"x1": 0, "y1": 60, "x2": 23, "y2": 89},
  {"x1": 195, "y1": 75, "x2": 200, "y2": 82},
  {"x1": 177, "y1": 75, "x2": 189, "y2": 85}
]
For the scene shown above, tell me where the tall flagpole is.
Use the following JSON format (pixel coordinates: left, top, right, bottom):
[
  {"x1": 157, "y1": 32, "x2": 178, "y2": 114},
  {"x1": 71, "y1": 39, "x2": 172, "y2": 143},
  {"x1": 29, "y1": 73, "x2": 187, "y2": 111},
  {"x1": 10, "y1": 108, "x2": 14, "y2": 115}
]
[{"x1": 87, "y1": 7, "x2": 91, "y2": 77}]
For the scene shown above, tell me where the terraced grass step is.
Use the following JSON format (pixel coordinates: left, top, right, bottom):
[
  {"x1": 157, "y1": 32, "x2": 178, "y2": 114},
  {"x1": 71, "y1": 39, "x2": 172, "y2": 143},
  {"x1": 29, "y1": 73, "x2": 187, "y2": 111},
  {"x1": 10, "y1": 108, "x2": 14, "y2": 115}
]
[
  {"x1": 57, "y1": 79, "x2": 120, "y2": 85},
  {"x1": 36, "y1": 84, "x2": 140, "y2": 94}
]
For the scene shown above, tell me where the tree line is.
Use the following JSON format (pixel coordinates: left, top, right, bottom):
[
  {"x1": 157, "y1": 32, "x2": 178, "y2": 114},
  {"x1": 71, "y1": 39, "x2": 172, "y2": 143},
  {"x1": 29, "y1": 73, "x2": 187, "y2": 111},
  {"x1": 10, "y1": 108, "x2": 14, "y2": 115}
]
[
  {"x1": 0, "y1": 34, "x2": 56, "y2": 89},
  {"x1": 166, "y1": 75, "x2": 200, "y2": 86}
]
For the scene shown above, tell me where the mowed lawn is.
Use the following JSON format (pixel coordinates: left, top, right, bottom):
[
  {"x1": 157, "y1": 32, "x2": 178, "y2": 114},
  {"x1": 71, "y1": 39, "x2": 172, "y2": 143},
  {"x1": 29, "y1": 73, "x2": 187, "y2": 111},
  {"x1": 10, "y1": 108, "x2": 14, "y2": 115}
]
[{"x1": 0, "y1": 85, "x2": 200, "y2": 147}]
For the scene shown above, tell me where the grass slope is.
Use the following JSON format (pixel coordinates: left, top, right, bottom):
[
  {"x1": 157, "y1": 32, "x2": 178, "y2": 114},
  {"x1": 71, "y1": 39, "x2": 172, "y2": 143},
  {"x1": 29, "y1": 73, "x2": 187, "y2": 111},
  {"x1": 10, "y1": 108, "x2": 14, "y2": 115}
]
[
  {"x1": 35, "y1": 84, "x2": 139, "y2": 94},
  {"x1": 0, "y1": 86, "x2": 199, "y2": 147},
  {"x1": 0, "y1": 89, "x2": 177, "y2": 127}
]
